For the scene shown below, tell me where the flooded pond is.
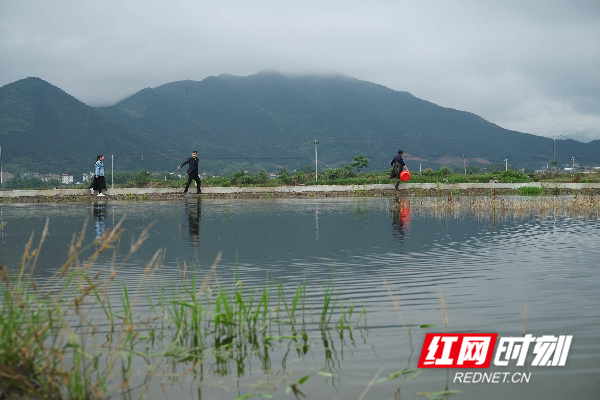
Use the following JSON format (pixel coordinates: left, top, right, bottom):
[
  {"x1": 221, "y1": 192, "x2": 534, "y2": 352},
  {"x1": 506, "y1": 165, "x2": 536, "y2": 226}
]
[{"x1": 0, "y1": 197, "x2": 599, "y2": 399}]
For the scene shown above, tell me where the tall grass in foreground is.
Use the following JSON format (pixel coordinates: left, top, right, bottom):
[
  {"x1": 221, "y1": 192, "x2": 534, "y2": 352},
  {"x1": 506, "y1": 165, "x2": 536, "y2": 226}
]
[{"x1": 0, "y1": 219, "x2": 367, "y2": 399}]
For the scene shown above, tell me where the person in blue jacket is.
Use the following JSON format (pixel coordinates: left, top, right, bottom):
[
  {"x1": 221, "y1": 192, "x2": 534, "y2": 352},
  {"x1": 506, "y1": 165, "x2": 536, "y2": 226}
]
[
  {"x1": 89, "y1": 155, "x2": 107, "y2": 196},
  {"x1": 178, "y1": 150, "x2": 201, "y2": 194},
  {"x1": 390, "y1": 150, "x2": 408, "y2": 190}
]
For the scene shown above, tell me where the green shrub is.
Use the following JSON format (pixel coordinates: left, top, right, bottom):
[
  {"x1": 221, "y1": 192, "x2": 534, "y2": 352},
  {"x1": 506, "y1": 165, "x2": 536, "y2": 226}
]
[
  {"x1": 105, "y1": 170, "x2": 136, "y2": 185},
  {"x1": 2, "y1": 178, "x2": 61, "y2": 190},
  {"x1": 220, "y1": 178, "x2": 231, "y2": 187},
  {"x1": 170, "y1": 179, "x2": 186, "y2": 188},
  {"x1": 277, "y1": 168, "x2": 292, "y2": 185},
  {"x1": 295, "y1": 171, "x2": 308, "y2": 184},
  {"x1": 323, "y1": 166, "x2": 356, "y2": 180},
  {"x1": 231, "y1": 169, "x2": 247, "y2": 185},
  {"x1": 131, "y1": 170, "x2": 151, "y2": 187},
  {"x1": 438, "y1": 167, "x2": 452, "y2": 177},
  {"x1": 518, "y1": 186, "x2": 543, "y2": 196},
  {"x1": 498, "y1": 170, "x2": 529, "y2": 183},
  {"x1": 256, "y1": 169, "x2": 268, "y2": 184}
]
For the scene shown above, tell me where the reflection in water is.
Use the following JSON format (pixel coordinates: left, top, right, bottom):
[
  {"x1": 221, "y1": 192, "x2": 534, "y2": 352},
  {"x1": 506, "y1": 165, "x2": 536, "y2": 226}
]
[
  {"x1": 184, "y1": 323, "x2": 364, "y2": 400},
  {"x1": 186, "y1": 199, "x2": 201, "y2": 248},
  {"x1": 315, "y1": 203, "x2": 319, "y2": 241},
  {"x1": 0, "y1": 205, "x2": 4, "y2": 239},
  {"x1": 92, "y1": 202, "x2": 106, "y2": 240},
  {"x1": 391, "y1": 198, "x2": 411, "y2": 241}
]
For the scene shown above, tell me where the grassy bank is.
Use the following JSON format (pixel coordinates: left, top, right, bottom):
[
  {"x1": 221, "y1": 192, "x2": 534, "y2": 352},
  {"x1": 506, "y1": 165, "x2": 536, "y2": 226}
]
[
  {"x1": 4, "y1": 168, "x2": 600, "y2": 191},
  {"x1": 128, "y1": 169, "x2": 600, "y2": 188}
]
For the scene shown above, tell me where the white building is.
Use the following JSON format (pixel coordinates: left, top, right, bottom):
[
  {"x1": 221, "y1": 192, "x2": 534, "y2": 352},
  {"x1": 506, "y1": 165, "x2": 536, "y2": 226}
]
[
  {"x1": 41, "y1": 174, "x2": 60, "y2": 182},
  {"x1": 83, "y1": 172, "x2": 94, "y2": 182},
  {"x1": 61, "y1": 174, "x2": 74, "y2": 185}
]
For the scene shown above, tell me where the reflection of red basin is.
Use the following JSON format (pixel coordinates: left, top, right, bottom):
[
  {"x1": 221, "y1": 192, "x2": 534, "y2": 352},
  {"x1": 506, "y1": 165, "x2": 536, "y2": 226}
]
[
  {"x1": 398, "y1": 199, "x2": 411, "y2": 232},
  {"x1": 400, "y1": 170, "x2": 411, "y2": 181}
]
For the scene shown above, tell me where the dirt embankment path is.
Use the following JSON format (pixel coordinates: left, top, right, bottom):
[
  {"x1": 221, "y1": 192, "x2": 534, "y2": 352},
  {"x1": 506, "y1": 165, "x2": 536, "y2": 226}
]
[{"x1": 2, "y1": 183, "x2": 600, "y2": 203}]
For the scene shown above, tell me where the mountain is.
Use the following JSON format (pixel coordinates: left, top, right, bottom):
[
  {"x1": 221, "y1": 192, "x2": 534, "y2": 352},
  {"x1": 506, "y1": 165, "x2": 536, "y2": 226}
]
[
  {"x1": 0, "y1": 77, "x2": 179, "y2": 174},
  {"x1": 100, "y1": 72, "x2": 600, "y2": 171},
  {"x1": 1, "y1": 73, "x2": 599, "y2": 176}
]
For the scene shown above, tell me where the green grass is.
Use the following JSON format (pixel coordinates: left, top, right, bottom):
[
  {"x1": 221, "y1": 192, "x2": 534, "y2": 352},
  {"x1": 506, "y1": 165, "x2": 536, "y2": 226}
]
[
  {"x1": 518, "y1": 186, "x2": 544, "y2": 196},
  {"x1": 5, "y1": 168, "x2": 600, "y2": 190},
  {"x1": 0, "y1": 220, "x2": 368, "y2": 399}
]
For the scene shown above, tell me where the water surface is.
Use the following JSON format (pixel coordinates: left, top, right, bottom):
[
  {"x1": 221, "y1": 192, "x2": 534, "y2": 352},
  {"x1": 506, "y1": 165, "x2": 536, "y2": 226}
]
[{"x1": 0, "y1": 198, "x2": 598, "y2": 399}]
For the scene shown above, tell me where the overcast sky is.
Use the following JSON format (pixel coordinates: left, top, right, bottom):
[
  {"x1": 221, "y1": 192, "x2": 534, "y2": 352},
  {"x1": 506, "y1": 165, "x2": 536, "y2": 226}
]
[{"x1": 1, "y1": 0, "x2": 599, "y2": 141}]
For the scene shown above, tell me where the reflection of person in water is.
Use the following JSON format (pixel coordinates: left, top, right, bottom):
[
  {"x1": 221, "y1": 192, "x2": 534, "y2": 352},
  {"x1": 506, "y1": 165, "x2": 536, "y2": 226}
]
[
  {"x1": 186, "y1": 199, "x2": 201, "y2": 247},
  {"x1": 391, "y1": 198, "x2": 411, "y2": 240},
  {"x1": 93, "y1": 202, "x2": 106, "y2": 240}
]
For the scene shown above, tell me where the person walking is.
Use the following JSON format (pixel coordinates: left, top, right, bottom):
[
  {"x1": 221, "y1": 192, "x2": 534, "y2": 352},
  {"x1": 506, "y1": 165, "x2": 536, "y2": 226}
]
[
  {"x1": 90, "y1": 155, "x2": 107, "y2": 196},
  {"x1": 390, "y1": 150, "x2": 409, "y2": 190},
  {"x1": 178, "y1": 150, "x2": 201, "y2": 194}
]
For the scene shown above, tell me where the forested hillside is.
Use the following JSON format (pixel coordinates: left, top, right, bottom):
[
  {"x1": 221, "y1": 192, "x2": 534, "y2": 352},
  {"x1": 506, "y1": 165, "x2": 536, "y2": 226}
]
[{"x1": 2, "y1": 73, "x2": 599, "y2": 175}]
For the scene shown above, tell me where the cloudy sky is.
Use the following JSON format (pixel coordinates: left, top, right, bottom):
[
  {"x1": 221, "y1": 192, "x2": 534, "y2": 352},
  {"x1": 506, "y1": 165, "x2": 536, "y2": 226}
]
[{"x1": 1, "y1": 0, "x2": 599, "y2": 141}]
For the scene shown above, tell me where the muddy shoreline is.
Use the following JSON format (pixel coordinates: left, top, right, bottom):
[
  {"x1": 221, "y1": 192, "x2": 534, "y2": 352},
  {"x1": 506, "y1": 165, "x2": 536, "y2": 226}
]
[{"x1": 2, "y1": 185, "x2": 600, "y2": 203}]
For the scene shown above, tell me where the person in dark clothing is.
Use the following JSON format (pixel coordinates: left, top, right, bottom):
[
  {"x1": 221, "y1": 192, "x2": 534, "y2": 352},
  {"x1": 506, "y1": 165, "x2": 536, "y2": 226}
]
[
  {"x1": 178, "y1": 151, "x2": 201, "y2": 194},
  {"x1": 390, "y1": 150, "x2": 408, "y2": 190}
]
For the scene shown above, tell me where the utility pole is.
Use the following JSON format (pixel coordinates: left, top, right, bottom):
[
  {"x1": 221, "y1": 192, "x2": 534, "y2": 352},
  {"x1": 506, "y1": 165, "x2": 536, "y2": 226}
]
[
  {"x1": 463, "y1": 153, "x2": 466, "y2": 175},
  {"x1": 572, "y1": 156, "x2": 576, "y2": 171},
  {"x1": 141, "y1": 155, "x2": 144, "y2": 170},
  {"x1": 504, "y1": 159, "x2": 508, "y2": 171},
  {"x1": 420, "y1": 163, "x2": 422, "y2": 173},
  {"x1": 552, "y1": 135, "x2": 561, "y2": 171},
  {"x1": 314, "y1": 139, "x2": 319, "y2": 182},
  {"x1": 111, "y1": 155, "x2": 114, "y2": 189},
  {"x1": 0, "y1": 146, "x2": 3, "y2": 189}
]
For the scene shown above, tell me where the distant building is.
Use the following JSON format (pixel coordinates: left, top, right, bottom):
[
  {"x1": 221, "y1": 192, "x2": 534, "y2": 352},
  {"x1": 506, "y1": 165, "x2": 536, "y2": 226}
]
[
  {"x1": 83, "y1": 172, "x2": 94, "y2": 182},
  {"x1": 268, "y1": 173, "x2": 277, "y2": 179},
  {"x1": 61, "y1": 174, "x2": 74, "y2": 185},
  {"x1": 22, "y1": 172, "x2": 42, "y2": 179},
  {"x1": 1, "y1": 172, "x2": 14, "y2": 181},
  {"x1": 41, "y1": 174, "x2": 60, "y2": 182}
]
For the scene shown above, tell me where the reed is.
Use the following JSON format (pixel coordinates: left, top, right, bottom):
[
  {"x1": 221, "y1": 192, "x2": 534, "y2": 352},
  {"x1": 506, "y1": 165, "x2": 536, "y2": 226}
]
[
  {"x1": 0, "y1": 220, "x2": 367, "y2": 399},
  {"x1": 395, "y1": 193, "x2": 600, "y2": 221}
]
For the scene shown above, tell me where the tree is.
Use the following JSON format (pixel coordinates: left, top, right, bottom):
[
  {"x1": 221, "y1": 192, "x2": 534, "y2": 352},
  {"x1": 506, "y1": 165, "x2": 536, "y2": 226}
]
[
  {"x1": 277, "y1": 168, "x2": 292, "y2": 184},
  {"x1": 133, "y1": 170, "x2": 151, "y2": 187},
  {"x1": 351, "y1": 155, "x2": 369, "y2": 174},
  {"x1": 438, "y1": 167, "x2": 452, "y2": 177},
  {"x1": 256, "y1": 169, "x2": 268, "y2": 183}
]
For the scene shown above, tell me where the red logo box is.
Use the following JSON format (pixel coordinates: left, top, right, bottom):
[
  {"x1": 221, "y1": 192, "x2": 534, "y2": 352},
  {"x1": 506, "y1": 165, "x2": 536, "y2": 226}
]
[{"x1": 418, "y1": 333, "x2": 498, "y2": 368}]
